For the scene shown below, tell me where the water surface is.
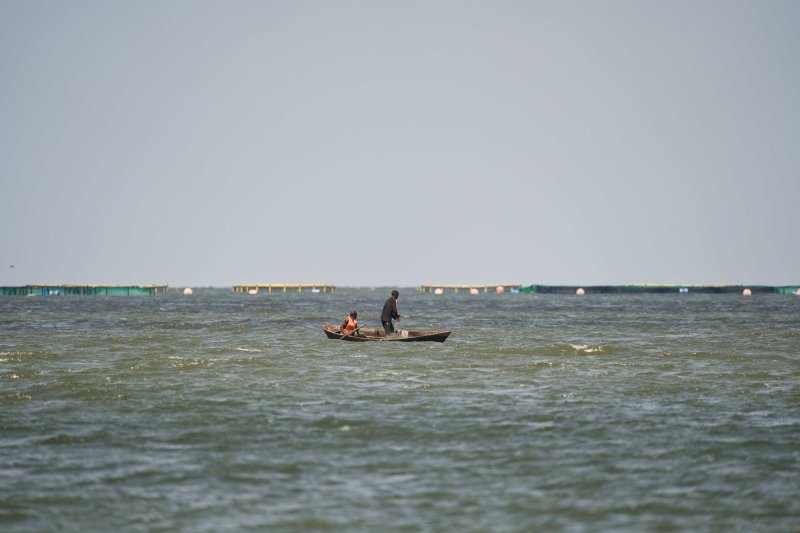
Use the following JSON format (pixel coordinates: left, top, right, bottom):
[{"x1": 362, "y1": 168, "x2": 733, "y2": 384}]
[{"x1": 1, "y1": 289, "x2": 798, "y2": 531}]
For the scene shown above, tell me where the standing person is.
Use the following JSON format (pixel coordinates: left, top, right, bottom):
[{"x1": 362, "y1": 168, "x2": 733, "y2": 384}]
[
  {"x1": 341, "y1": 310, "x2": 359, "y2": 337},
  {"x1": 381, "y1": 290, "x2": 400, "y2": 335}
]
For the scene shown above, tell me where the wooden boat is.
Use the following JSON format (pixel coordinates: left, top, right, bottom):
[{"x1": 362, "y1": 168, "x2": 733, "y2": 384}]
[{"x1": 322, "y1": 323, "x2": 451, "y2": 343}]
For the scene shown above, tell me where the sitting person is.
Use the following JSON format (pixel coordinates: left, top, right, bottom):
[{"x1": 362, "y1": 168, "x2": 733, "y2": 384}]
[{"x1": 341, "y1": 310, "x2": 360, "y2": 337}]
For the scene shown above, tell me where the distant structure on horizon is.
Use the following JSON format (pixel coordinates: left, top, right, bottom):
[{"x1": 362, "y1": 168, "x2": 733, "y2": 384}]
[
  {"x1": 418, "y1": 284, "x2": 800, "y2": 295},
  {"x1": 419, "y1": 285, "x2": 521, "y2": 294},
  {"x1": 519, "y1": 284, "x2": 800, "y2": 295},
  {"x1": 0, "y1": 284, "x2": 168, "y2": 296},
  {"x1": 232, "y1": 284, "x2": 336, "y2": 294}
]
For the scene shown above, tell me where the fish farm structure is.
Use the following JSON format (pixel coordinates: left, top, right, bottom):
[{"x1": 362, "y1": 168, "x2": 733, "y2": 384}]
[
  {"x1": 419, "y1": 285, "x2": 522, "y2": 293},
  {"x1": 0, "y1": 285, "x2": 169, "y2": 296},
  {"x1": 233, "y1": 284, "x2": 336, "y2": 293},
  {"x1": 418, "y1": 284, "x2": 799, "y2": 295},
  {"x1": 518, "y1": 284, "x2": 800, "y2": 295}
]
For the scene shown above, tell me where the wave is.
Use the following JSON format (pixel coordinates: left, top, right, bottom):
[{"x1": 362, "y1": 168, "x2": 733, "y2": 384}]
[{"x1": 484, "y1": 343, "x2": 630, "y2": 358}]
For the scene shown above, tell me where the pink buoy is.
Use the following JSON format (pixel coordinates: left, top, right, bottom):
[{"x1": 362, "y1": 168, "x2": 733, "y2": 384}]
[
  {"x1": 434, "y1": 288, "x2": 444, "y2": 295},
  {"x1": 470, "y1": 288, "x2": 479, "y2": 295},
  {"x1": 183, "y1": 288, "x2": 193, "y2": 296},
  {"x1": 743, "y1": 288, "x2": 752, "y2": 296},
  {"x1": 576, "y1": 288, "x2": 585, "y2": 295},
  {"x1": 496, "y1": 286, "x2": 505, "y2": 294}
]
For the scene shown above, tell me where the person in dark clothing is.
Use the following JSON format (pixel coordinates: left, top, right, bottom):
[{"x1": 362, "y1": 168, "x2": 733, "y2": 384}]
[{"x1": 381, "y1": 289, "x2": 400, "y2": 335}]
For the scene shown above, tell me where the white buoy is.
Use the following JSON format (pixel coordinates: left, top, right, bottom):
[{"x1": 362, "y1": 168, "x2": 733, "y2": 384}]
[
  {"x1": 183, "y1": 288, "x2": 193, "y2": 296},
  {"x1": 496, "y1": 286, "x2": 505, "y2": 294},
  {"x1": 248, "y1": 288, "x2": 258, "y2": 295},
  {"x1": 576, "y1": 288, "x2": 585, "y2": 295},
  {"x1": 470, "y1": 288, "x2": 479, "y2": 295},
  {"x1": 743, "y1": 288, "x2": 752, "y2": 296},
  {"x1": 434, "y1": 288, "x2": 444, "y2": 295}
]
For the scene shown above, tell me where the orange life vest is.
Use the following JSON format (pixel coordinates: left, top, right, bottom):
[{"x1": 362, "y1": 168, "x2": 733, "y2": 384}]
[{"x1": 343, "y1": 316, "x2": 357, "y2": 334}]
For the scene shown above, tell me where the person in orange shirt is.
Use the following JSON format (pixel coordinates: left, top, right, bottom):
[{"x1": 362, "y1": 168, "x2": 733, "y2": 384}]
[{"x1": 341, "y1": 310, "x2": 360, "y2": 337}]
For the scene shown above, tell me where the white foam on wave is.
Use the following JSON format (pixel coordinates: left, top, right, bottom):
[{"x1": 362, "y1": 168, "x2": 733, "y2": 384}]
[
  {"x1": 571, "y1": 344, "x2": 602, "y2": 353},
  {"x1": 235, "y1": 347, "x2": 262, "y2": 353},
  {"x1": 167, "y1": 356, "x2": 216, "y2": 367}
]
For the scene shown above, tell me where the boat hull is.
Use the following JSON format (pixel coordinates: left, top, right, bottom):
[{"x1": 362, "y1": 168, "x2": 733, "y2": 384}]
[{"x1": 322, "y1": 324, "x2": 450, "y2": 343}]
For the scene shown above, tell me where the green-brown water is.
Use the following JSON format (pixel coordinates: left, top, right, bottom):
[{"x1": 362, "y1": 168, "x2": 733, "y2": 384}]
[{"x1": 2, "y1": 289, "x2": 799, "y2": 531}]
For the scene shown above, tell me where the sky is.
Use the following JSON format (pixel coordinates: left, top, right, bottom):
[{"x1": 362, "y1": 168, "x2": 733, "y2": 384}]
[{"x1": 1, "y1": 0, "x2": 798, "y2": 287}]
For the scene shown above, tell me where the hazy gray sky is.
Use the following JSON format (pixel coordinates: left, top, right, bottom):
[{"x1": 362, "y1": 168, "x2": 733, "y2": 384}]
[{"x1": 2, "y1": 1, "x2": 798, "y2": 287}]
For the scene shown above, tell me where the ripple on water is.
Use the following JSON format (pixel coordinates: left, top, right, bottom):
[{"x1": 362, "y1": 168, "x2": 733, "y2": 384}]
[{"x1": 1, "y1": 291, "x2": 799, "y2": 531}]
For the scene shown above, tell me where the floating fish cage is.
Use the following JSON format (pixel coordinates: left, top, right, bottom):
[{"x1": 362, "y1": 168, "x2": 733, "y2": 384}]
[
  {"x1": 233, "y1": 284, "x2": 336, "y2": 294},
  {"x1": 419, "y1": 285, "x2": 521, "y2": 294},
  {"x1": 518, "y1": 284, "x2": 800, "y2": 295},
  {"x1": 0, "y1": 285, "x2": 168, "y2": 296}
]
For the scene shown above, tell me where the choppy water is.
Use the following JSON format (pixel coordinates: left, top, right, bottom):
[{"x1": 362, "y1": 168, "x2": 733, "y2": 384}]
[{"x1": 1, "y1": 288, "x2": 798, "y2": 532}]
